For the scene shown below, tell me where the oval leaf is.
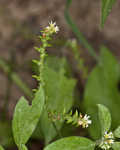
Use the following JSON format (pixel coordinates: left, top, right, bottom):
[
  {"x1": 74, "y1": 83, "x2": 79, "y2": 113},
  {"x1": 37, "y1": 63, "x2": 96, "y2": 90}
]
[
  {"x1": 0, "y1": 146, "x2": 4, "y2": 150},
  {"x1": 12, "y1": 85, "x2": 45, "y2": 148},
  {"x1": 83, "y1": 46, "x2": 120, "y2": 139},
  {"x1": 101, "y1": 0, "x2": 117, "y2": 27},
  {"x1": 44, "y1": 136, "x2": 95, "y2": 150},
  {"x1": 112, "y1": 142, "x2": 120, "y2": 150},
  {"x1": 114, "y1": 126, "x2": 120, "y2": 138},
  {"x1": 98, "y1": 104, "x2": 111, "y2": 135}
]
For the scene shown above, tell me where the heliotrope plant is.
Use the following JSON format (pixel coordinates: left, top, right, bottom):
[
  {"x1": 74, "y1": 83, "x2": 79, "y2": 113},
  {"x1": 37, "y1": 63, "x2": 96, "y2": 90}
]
[
  {"x1": 44, "y1": 103, "x2": 120, "y2": 150},
  {"x1": 0, "y1": 22, "x2": 120, "y2": 150}
]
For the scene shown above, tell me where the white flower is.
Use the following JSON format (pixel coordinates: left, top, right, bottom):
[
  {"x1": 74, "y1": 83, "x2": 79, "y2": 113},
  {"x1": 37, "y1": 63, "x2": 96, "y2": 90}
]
[
  {"x1": 100, "y1": 141, "x2": 111, "y2": 150},
  {"x1": 99, "y1": 131, "x2": 114, "y2": 150},
  {"x1": 45, "y1": 21, "x2": 59, "y2": 34},
  {"x1": 78, "y1": 114, "x2": 92, "y2": 128},
  {"x1": 82, "y1": 114, "x2": 92, "y2": 128},
  {"x1": 104, "y1": 131, "x2": 114, "y2": 140}
]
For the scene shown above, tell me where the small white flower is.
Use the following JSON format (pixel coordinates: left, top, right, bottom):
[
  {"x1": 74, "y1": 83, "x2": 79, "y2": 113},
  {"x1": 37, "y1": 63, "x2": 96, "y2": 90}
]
[
  {"x1": 78, "y1": 114, "x2": 92, "y2": 128},
  {"x1": 45, "y1": 21, "x2": 59, "y2": 34},
  {"x1": 54, "y1": 25, "x2": 59, "y2": 33},
  {"x1": 99, "y1": 131, "x2": 114, "y2": 150},
  {"x1": 100, "y1": 142, "x2": 111, "y2": 150},
  {"x1": 104, "y1": 131, "x2": 114, "y2": 140},
  {"x1": 78, "y1": 120, "x2": 83, "y2": 126}
]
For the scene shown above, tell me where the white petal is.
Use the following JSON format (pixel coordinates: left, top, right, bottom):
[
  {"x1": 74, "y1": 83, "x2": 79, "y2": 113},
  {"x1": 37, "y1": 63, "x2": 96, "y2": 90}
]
[{"x1": 88, "y1": 120, "x2": 92, "y2": 124}]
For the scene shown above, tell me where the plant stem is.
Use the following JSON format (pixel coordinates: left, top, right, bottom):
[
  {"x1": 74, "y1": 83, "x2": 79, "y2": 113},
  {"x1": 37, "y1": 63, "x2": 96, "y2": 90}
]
[{"x1": 64, "y1": 0, "x2": 99, "y2": 61}]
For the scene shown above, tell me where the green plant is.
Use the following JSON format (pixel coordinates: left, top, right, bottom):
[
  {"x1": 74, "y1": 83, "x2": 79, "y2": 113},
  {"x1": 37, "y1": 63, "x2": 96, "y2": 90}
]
[
  {"x1": 39, "y1": 103, "x2": 120, "y2": 150},
  {"x1": 0, "y1": 1, "x2": 119, "y2": 149}
]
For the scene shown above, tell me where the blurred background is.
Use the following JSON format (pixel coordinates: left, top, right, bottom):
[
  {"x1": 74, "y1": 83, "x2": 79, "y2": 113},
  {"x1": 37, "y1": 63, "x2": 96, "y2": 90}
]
[{"x1": 0, "y1": 0, "x2": 120, "y2": 149}]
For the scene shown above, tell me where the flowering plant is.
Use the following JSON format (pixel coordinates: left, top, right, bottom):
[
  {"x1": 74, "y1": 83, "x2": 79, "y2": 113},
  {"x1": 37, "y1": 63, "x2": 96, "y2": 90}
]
[
  {"x1": 0, "y1": 1, "x2": 119, "y2": 149},
  {"x1": 0, "y1": 21, "x2": 120, "y2": 150}
]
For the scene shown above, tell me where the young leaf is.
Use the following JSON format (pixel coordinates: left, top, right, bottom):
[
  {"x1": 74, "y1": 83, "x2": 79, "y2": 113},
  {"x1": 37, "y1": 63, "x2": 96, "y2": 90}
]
[
  {"x1": 12, "y1": 85, "x2": 45, "y2": 148},
  {"x1": 83, "y1": 46, "x2": 120, "y2": 139},
  {"x1": 98, "y1": 104, "x2": 111, "y2": 135},
  {"x1": 0, "y1": 146, "x2": 5, "y2": 150},
  {"x1": 101, "y1": 0, "x2": 117, "y2": 27},
  {"x1": 112, "y1": 142, "x2": 120, "y2": 150},
  {"x1": 114, "y1": 126, "x2": 120, "y2": 138},
  {"x1": 44, "y1": 136, "x2": 95, "y2": 150}
]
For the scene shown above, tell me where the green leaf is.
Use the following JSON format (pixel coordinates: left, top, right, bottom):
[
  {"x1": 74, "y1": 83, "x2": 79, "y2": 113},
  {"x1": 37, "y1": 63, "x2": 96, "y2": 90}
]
[
  {"x1": 112, "y1": 142, "x2": 120, "y2": 150},
  {"x1": 114, "y1": 126, "x2": 120, "y2": 138},
  {"x1": 0, "y1": 146, "x2": 5, "y2": 150},
  {"x1": 101, "y1": 0, "x2": 117, "y2": 27},
  {"x1": 98, "y1": 104, "x2": 111, "y2": 135},
  {"x1": 83, "y1": 46, "x2": 120, "y2": 139},
  {"x1": 12, "y1": 85, "x2": 45, "y2": 148},
  {"x1": 44, "y1": 136, "x2": 95, "y2": 150},
  {"x1": 35, "y1": 58, "x2": 76, "y2": 144}
]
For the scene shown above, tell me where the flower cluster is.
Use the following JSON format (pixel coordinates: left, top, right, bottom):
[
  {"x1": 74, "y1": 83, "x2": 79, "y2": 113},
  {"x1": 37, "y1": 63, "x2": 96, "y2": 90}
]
[
  {"x1": 99, "y1": 131, "x2": 114, "y2": 150},
  {"x1": 78, "y1": 114, "x2": 92, "y2": 128},
  {"x1": 63, "y1": 110, "x2": 92, "y2": 128},
  {"x1": 44, "y1": 21, "x2": 59, "y2": 35},
  {"x1": 33, "y1": 21, "x2": 59, "y2": 85},
  {"x1": 48, "y1": 109, "x2": 92, "y2": 128}
]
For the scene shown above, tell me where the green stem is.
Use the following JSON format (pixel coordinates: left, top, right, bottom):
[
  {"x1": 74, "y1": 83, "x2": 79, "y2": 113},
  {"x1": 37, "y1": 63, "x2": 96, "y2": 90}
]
[
  {"x1": 37, "y1": 34, "x2": 63, "y2": 139},
  {"x1": 39, "y1": 48, "x2": 46, "y2": 86},
  {"x1": 64, "y1": 0, "x2": 99, "y2": 61},
  {"x1": 0, "y1": 58, "x2": 33, "y2": 99}
]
